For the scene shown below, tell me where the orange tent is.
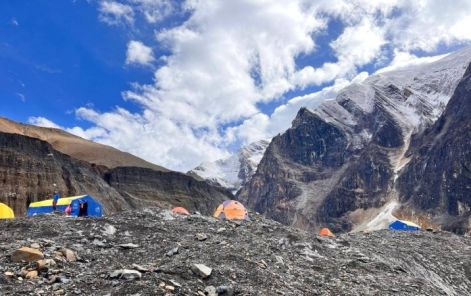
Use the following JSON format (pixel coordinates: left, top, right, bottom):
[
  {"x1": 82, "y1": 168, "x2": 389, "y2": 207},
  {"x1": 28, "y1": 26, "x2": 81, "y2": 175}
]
[
  {"x1": 213, "y1": 200, "x2": 248, "y2": 220},
  {"x1": 319, "y1": 227, "x2": 335, "y2": 237},
  {"x1": 171, "y1": 207, "x2": 190, "y2": 216}
]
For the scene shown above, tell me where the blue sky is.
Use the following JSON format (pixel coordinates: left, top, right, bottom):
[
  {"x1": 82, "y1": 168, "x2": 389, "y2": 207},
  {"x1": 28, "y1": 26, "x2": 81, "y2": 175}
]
[
  {"x1": 1, "y1": 0, "x2": 471, "y2": 171},
  {"x1": 0, "y1": 0, "x2": 153, "y2": 127}
]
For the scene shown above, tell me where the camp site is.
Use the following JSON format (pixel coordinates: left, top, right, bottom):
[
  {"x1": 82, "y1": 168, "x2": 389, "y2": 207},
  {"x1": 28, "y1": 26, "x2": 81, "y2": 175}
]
[
  {"x1": 27, "y1": 195, "x2": 103, "y2": 218},
  {"x1": 1, "y1": 1, "x2": 471, "y2": 293}
]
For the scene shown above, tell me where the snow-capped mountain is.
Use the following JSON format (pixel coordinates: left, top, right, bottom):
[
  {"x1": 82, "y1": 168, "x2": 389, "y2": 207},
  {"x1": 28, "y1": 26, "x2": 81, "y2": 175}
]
[
  {"x1": 238, "y1": 45, "x2": 471, "y2": 233},
  {"x1": 189, "y1": 140, "x2": 269, "y2": 191}
]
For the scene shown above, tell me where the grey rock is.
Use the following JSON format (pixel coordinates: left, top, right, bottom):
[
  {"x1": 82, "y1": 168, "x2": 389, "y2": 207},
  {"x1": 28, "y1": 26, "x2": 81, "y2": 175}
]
[
  {"x1": 166, "y1": 246, "x2": 179, "y2": 257},
  {"x1": 118, "y1": 243, "x2": 140, "y2": 249},
  {"x1": 191, "y1": 264, "x2": 212, "y2": 279},
  {"x1": 109, "y1": 269, "x2": 142, "y2": 281},
  {"x1": 196, "y1": 233, "x2": 208, "y2": 241}
]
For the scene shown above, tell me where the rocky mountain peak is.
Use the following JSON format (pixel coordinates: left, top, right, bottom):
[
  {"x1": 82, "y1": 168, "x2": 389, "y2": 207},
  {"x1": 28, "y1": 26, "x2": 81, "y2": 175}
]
[
  {"x1": 189, "y1": 140, "x2": 270, "y2": 192},
  {"x1": 238, "y1": 46, "x2": 471, "y2": 233}
]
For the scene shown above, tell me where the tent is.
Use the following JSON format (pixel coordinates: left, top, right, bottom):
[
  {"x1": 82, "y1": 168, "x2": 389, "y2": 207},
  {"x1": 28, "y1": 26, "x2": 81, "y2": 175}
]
[
  {"x1": 319, "y1": 227, "x2": 335, "y2": 237},
  {"x1": 171, "y1": 207, "x2": 190, "y2": 215},
  {"x1": 213, "y1": 200, "x2": 248, "y2": 220},
  {"x1": 388, "y1": 219, "x2": 420, "y2": 231},
  {"x1": 27, "y1": 195, "x2": 103, "y2": 217},
  {"x1": 0, "y1": 203, "x2": 14, "y2": 219}
]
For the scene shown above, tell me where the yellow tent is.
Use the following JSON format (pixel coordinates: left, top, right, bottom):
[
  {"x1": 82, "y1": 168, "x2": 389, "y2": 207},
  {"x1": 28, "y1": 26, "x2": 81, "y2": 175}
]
[{"x1": 0, "y1": 203, "x2": 15, "y2": 219}]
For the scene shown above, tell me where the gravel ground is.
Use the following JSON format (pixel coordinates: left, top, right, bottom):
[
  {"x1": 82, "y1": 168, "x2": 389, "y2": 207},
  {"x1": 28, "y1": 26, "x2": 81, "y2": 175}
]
[{"x1": 1, "y1": 209, "x2": 471, "y2": 296}]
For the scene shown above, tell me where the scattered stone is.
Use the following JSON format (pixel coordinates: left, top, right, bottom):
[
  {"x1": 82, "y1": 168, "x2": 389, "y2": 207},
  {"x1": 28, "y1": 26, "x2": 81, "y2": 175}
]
[
  {"x1": 59, "y1": 248, "x2": 78, "y2": 262},
  {"x1": 131, "y1": 264, "x2": 149, "y2": 272},
  {"x1": 92, "y1": 239, "x2": 107, "y2": 247},
  {"x1": 166, "y1": 246, "x2": 179, "y2": 257},
  {"x1": 11, "y1": 247, "x2": 44, "y2": 263},
  {"x1": 257, "y1": 260, "x2": 268, "y2": 269},
  {"x1": 4, "y1": 271, "x2": 14, "y2": 277},
  {"x1": 165, "y1": 285, "x2": 175, "y2": 292},
  {"x1": 26, "y1": 270, "x2": 39, "y2": 279},
  {"x1": 59, "y1": 276, "x2": 71, "y2": 284},
  {"x1": 30, "y1": 242, "x2": 41, "y2": 249},
  {"x1": 216, "y1": 228, "x2": 226, "y2": 233},
  {"x1": 204, "y1": 286, "x2": 217, "y2": 296},
  {"x1": 109, "y1": 269, "x2": 142, "y2": 281},
  {"x1": 102, "y1": 224, "x2": 117, "y2": 236},
  {"x1": 118, "y1": 243, "x2": 140, "y2": 249},
  {"x1": 2, "y1": 208, "x2": 471, "y2": 295},
  {"x1": 36, "y1": 259, "x2": 57, "y2": 271},
  {"x1": 48, "y1": 276, "x2": 61, "y2": 284},
  {"x1": 169, "y1": 279, "x2": 182, "y2": 287},
  {"x1": 196, "y1": 233, "x2": 208, "y2": 241},
  {"x1": 216, "y1": 286, "x2": 234, "y2": 296},
  {"x1": 191, "y1": 264, "x2": 212, "y2": 279}
]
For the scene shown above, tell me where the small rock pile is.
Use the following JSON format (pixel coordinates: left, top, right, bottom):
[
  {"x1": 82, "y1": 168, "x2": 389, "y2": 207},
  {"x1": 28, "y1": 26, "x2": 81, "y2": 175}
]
[
  {"x1": 1, "y1": 209, "x2": 471, "y2": 295},
  {"x1": 3, "y1": 241, "x2": 79, "y2": 295}
]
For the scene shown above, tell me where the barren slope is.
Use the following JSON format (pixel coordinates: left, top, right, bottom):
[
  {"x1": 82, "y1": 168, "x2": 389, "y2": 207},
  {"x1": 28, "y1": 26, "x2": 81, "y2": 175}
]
[{"x1": 0, "y1": 117, "x2": 168, "y2": 172}]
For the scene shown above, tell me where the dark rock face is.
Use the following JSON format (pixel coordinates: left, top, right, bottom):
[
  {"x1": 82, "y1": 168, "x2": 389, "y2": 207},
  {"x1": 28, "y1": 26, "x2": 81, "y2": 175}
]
[
  {"x1": 239, "y1": 50, "x2": 471, "y2": 233},
  {"x1": 106, "y1": 167, "x2": 230, "y2": 215},
  {"x1": 318, "y1": 146, "x2": 393, "y2": 232},
  {"x1": 239, "y1": 104, "x2": 396, "y2": 232},
  {"x1": 0, "y1": 132, "x2": 232, "y2": 216},
  {"x1": 397, "y1": 64, "x2": 471, "y2": 233},
  {"x1": 279, "y1": 108, "x2": 349, "y2": 167},
  {"x1": 0, "y1": 132, "x2": 128, "y2": 216},
  {"x1": 1, "y1": 209, "x2": 471, "y2": 295}
]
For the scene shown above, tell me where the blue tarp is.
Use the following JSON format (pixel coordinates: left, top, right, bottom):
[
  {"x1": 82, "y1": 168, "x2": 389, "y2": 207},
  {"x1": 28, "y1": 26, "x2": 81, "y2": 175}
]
[
  {"x1": 389, "y1": 220, "x2": 420, "y2": 231},
  {"x1": 27, "y1": 195, "x2": 103, "y2": 217}
]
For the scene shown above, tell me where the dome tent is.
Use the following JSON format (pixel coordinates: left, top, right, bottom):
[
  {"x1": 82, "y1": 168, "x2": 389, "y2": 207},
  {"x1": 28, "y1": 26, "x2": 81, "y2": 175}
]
[
  {"x1": 171, "y1": 207, "x2": 190, "y2": 215},
  {"x1": 319, "y1": 227, "x2": 335, "y2": 237},
  {"x1": 213, "y1": 200, "x2": 248, "y2": 220},
  {"x1": 27, "y1": 195, "x2": 103, "y2": 217},
  {"x1": 0, "y1": 203, "x2": 14, "y2": 219},
  {"x1": 389, "y1": 219, "x2": 420, "y2": 231}
]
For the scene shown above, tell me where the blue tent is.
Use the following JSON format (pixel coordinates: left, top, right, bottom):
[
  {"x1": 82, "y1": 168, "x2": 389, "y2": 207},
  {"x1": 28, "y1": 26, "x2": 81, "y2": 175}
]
[
  {"x1": 27, "y1": 195, "x2": 103, "y2": 217},
  {"x1": 388, "y1": 219, "x2": 420, "y2": 231}
]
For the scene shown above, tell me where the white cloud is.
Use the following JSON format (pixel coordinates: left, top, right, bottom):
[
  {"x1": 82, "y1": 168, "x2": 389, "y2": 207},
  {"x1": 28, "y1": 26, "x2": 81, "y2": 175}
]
[
  {"x1": 73, "y1": 107, "x2": 230, "y2": 171},
  {"x1": 16, "y1": 93, "x2": 26, "y2": 102},
  {"x1": 331, "y1": 18, "x2": 386, "y2": 67},
  {"x1": 53, "y1": 0, "x2": 471, "y2": 172},
  {"x1": 28, "y1": 117, "x2": 62, "y2": 129},
  {"x1": 126, "y1": 40, "x2": 155, "y2": 65},
  {"x1": 99, "y1": 1, "x2": 134, "y2": 25},
  {"x1": 28, "y1": 117, "x2": 107, "y2": 140},
  {"x1": 293, "y1": 17, "x2": 386, "y2": 87},
  {"x1": 376, "y1": 50, "x2": 448, "y2": 74},
  {"x1": 130, "y1": 0, "x2": 175, "y2": 23},
  {"x1": 386, "y1": 0, "x2": 471, "y2": 52},
  {"x1": 228, "y1": 72, "x2": 370, "y2": 144}
]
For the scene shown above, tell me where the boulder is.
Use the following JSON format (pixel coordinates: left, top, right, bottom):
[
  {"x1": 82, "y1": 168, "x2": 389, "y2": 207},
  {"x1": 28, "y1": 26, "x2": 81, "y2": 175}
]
[{"x1": 11, "y1": 247, "x2": 44, "y2": 263}]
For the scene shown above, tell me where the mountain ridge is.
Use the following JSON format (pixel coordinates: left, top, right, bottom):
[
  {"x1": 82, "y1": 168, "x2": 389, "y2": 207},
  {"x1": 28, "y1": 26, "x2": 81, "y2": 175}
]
[
  {"x1": 0, "y1": 117, "x2": 169, "y2": 172},
  {"x1": 238, "y1": 46, "x2": 471, "y2": 233},
  {"x1": 0, "y1": 122, "x2": 233, "y2": 216}
]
